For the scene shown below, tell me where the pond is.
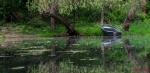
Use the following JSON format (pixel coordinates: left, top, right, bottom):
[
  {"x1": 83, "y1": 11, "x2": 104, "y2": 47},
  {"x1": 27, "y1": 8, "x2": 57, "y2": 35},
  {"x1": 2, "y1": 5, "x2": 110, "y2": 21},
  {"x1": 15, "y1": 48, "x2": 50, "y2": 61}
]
[{"x1": 0, "y1": 36, "x2": 150, "y2": 73}]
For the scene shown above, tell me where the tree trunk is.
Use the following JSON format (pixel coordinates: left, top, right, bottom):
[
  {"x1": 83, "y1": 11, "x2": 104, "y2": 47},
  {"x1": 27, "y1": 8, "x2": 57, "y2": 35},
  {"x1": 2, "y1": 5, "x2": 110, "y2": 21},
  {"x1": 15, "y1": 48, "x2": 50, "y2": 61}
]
[
  {"x1": 50, "y1": 0, "x2": 58, "y2": 29},
  {"x1": 148, "y1": 54, "x2": 150, "y2": 73},
  {"x1": 141, "y1": 0, "x2": 147, "y2": 14},
  {"x1": 72, "y1": 0, "x2": 75, "y2": 26},
  {"x1": 2, "y1": 0, "x2": 5, "y2": 21},
  {"x1": 50, "y1": 18, "x2": 55, "y2": 29},
  {"x1": 3, "y1": 14, "x2": 5, "y2": 21},
  {"x1": 101, "y1": 0, "x2": 105, "y2": 25},
  {"x1": 11, "y1": 12, "x2": 13, "y2": 22},
  {"x1": 123, "y1": 0, "x2": 139, "y2": 31},
  {"x1": 49, "y1": 14, "x2": 79, "y2": 36},
  {"x1": 72, "y1": 10, "x2": 76, "y2": 27},
  {"x1": 101, "y1": 7, "x2": 104, "y2": 24}
]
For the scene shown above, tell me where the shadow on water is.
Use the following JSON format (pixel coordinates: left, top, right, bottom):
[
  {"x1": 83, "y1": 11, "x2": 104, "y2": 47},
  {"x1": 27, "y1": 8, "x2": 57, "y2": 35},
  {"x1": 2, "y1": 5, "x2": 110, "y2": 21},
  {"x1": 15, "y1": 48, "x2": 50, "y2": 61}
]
[{"x1": 0, "y1": 36, "x2": 150, "y2": 73}]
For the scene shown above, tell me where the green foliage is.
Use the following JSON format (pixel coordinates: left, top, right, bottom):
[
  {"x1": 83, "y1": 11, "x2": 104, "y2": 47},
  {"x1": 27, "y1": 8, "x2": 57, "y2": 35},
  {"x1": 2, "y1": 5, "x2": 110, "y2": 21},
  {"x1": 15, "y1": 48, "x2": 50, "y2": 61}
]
[
  {"x1": 75, "y1": 22, "x2": 102, "y2": 36},
  {"x1": 0, "y1": 0, "x2": 147, "y2": 24},
  {"x1": 0, "y1": 20, "x2": 6, "y2": 26},
  {"x1": 0, "y1": 0, "x2": 27, "y2": 22},
  {"x1": 1, "y1": 0, "x2": 150, "y2": 36},
  {"x1": 76, "y1": 8, "x2": 100, "y2": 22},
  {"x1": 3, "y1": 19, "x2": 150, "y2": 37},
  {"x1": 146, "y1": 0, "x2": 150, "y2": 16},
  {"x1": 122, "y1": 19, "x2": 150, "y2": 36},
  {"x1": 26, "y1": 16, "x2": 47, "y2": 28},
  {"x1": 134, "y1": 12, "x2": 147, "y2": 21}
]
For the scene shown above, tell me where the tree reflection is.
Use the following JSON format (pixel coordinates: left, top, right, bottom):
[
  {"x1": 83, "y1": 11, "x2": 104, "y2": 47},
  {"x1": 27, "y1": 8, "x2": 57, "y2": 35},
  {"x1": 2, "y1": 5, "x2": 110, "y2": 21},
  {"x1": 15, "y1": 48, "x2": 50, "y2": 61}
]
[
  {"x1": 1, "y1": 37, "x2": 150, "y2": 73},
  {"x1": 123, "y1": 39, "x2": 149, "y2": 73},
  {"x1": 50, "y1": 42, "x2": 55, "y2": 56},
  {"x1": 40, "y1": 37, "x2": 79, "y2": 73},
  {"x1": 100, "y1": 36, "x2": 122, "y2": 72},
  {"x1": 124, "y1": 39, "x2": 139, "y2": 65}
]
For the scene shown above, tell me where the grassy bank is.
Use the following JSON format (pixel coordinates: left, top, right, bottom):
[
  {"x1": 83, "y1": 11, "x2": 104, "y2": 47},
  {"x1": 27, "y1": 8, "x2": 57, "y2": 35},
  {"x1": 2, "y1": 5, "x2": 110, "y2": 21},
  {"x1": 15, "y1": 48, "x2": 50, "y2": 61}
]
[
  {"x1": 121, "y1": 19, "x2": 150, "y2": 36},
  {"x1": 1, "y1": 20, "x2": 150, "y2": 37}
]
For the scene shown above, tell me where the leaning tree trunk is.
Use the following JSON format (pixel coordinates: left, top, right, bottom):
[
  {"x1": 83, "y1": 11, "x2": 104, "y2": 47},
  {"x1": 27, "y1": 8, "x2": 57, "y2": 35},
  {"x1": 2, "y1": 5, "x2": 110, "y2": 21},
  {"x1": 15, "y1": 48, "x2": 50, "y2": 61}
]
[
  {"x1": 49, "y1": 14, "x2": 79, "y2": 36},
  {"x1": 123, "y1": 0, "x2": 139, "y2": 31}
]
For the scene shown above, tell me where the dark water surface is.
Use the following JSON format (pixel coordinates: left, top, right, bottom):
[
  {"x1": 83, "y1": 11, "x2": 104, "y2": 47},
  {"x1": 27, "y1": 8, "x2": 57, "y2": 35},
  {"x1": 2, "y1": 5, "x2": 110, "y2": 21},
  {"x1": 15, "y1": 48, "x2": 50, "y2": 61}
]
[{"x1": 0, "y1": 36, "x2": 150, "y2": 73}]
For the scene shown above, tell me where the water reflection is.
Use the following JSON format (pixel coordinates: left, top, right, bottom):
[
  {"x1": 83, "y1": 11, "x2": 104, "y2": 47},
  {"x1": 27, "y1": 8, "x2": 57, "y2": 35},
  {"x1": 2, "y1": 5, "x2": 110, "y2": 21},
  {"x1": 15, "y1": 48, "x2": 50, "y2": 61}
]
[
  {"x1": 40, "y1": 37, "x2": 79, "y2": 73},
  {"x1": 101, "y1": 36, "x2": 122, "y2": 72},
  {"x1": 0, "y1": 37, "x2": 150, "y2": 73},
  {"x1": 101, "y1": 36, "x2": 122, "y2": 47},
  {"x1": 123, "y1": 39, "x2": 149, "y2": 73},
  {"x1": 41, "y1": 37, "x2": 79, "y2": 64}
]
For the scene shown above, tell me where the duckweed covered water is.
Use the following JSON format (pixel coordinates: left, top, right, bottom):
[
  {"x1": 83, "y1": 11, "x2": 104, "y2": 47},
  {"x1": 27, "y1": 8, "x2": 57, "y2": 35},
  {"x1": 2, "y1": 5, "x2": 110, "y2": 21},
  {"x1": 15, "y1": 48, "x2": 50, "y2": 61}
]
[{"x1": 0, "y1": 36, "x2": 150, "y2": 73}]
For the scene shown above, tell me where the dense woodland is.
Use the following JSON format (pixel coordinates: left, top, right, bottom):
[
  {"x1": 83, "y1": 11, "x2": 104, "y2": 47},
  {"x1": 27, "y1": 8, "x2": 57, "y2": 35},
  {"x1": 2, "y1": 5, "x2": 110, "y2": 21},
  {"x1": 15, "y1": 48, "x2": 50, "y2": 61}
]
[{"x1": 0, "y1": 0, "x2": 150, "y2": 36}]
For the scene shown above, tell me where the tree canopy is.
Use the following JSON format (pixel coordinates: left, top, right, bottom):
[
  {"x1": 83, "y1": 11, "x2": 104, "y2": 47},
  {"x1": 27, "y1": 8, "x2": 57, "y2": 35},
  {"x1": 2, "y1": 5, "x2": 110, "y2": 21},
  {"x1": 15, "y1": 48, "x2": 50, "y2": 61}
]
[{"x1": 0, "y1": 0, "x2": 149, "y2": 31}]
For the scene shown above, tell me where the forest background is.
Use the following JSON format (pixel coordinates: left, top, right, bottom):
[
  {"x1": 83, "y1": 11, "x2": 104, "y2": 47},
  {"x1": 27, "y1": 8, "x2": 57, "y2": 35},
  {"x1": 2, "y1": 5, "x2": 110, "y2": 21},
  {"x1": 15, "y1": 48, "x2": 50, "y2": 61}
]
[{"x1": 0, "y1": 0, "x2": 150, "y2": 37}]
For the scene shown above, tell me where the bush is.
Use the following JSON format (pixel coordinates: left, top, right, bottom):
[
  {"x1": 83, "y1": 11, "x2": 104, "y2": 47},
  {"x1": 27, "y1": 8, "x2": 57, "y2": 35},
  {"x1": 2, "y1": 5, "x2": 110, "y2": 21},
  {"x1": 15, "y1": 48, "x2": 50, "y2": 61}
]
[
  {"x1": 146, "y1": 1, "x2": 150, "y2": 16},
  {"x1": 27, "y1": 16, "x2": 47, "y2": 28}
]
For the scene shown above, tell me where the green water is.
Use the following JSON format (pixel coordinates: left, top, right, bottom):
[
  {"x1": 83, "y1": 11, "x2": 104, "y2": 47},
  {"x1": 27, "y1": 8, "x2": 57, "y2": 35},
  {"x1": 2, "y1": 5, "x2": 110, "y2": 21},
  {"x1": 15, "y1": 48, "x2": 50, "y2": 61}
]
[{"x1": 0, "y1": 36, "x2": 150, "y2": 73}]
